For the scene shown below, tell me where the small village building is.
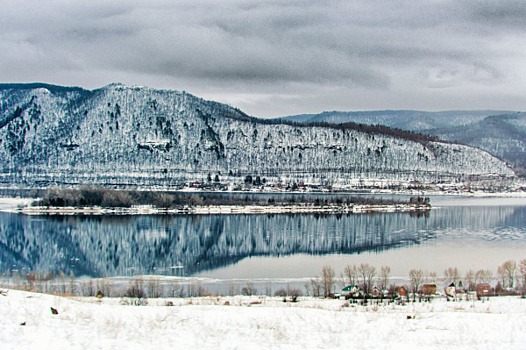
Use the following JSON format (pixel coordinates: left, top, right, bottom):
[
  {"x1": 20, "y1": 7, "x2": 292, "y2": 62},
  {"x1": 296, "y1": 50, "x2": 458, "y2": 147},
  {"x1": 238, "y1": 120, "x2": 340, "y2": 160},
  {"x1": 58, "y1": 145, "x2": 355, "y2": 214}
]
[
  {"x1": 369, "y1": 286, "x2": 383, "y2": 298},
  {"x1": 445, "y1": 283, "x2": 456, "y2": 299},
  {"x1": 476, "y1": 283, "x2": 492, "y2": 300},
  {"x1": 395, "y1": 286, "x2": 408, "y2": 300},
  {"x1": 421, "y1": 283, "x2": 437, "y2": 296},
  {"x1": 342, "y1": 285, "x2": 362, "y2": 298}
]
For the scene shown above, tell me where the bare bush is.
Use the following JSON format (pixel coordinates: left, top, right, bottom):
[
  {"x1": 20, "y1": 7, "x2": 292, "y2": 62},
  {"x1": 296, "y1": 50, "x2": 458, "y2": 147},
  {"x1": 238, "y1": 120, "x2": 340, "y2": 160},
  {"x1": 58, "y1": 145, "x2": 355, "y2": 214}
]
[
  {"x1": 289, "y1": 288, "x2": 302, "y2": 302},
  {"x1": 274, "y1": 288, "x2": 288, "y2": 298},
  {"x1": 101, "y1": 190, "x2": 133, "y2": 208},
  {"x1": 124, "y1": 278, "x2": 148, "y2": 305},
  {"x1": 241, "y1": 282, "x2": 257, "y2": 296},
  {"x1": 153, "y1": 193, "x2": 175, "y2": 208},
  {"x1": 274, "y1": 287, "x2": 301, "y2": 302}
]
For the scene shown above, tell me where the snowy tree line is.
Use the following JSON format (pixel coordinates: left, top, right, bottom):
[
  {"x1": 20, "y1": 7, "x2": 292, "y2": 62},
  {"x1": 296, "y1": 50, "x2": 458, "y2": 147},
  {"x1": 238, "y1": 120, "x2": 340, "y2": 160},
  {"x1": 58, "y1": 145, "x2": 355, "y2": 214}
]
[
  {"x1": 34, "y1": 186, "x2": 428, "y2": 208},
  {"x1": 308, "y1": 259, "x2": 526, "y2": 300},
  {"x1": 1, "y1": 259, "x2": 525, "y2": 302}
]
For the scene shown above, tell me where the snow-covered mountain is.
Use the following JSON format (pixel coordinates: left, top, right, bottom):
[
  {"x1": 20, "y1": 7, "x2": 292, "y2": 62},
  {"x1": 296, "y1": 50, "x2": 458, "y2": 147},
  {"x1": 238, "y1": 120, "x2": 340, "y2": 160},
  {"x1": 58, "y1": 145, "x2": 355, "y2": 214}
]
[
  {"x1": 0, "y1": 83, "x2": 516, "y2": 188},
  {"x1": 281, "y1": 110, "x2": 526, "y2": 177}
]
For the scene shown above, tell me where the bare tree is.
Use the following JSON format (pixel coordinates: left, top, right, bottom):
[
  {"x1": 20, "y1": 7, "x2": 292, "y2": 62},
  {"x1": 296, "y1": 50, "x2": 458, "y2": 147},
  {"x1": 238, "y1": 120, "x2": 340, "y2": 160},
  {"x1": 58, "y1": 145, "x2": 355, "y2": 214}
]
[
  {"x1": 303, "y1": 282, "x2": 311, "y2": 297},
  {"x1": 427, "y1": 271, "x2": 438, "y2": 284},
  {"x1": 409, "y1": 269, "x2": 424, "y2": 302},
  {"x1": 519, "y1": 259, "x2": 526, "y2": 296},
  {"x1": 475, "y1": 269, "x2": 493, "y2": 284},
  {"x1": 310, "y1": 277, "x2": 322, "y2": 297},
  {"x1": 265, "y1": 282, "x2": 272, "y2": 297},
  {"x1": 68, "y1": 272, "x2": 77, "y2": 296},
  {"x1": 321, "y1": 266, "x2": 336, "y2": 298},
  {"x1": 147, "y1": 277, "x2": 161, "y2": 298},
  {"x1": 172, "y1": 282, "x2": 185, "y2": 298},
  {"x1": 379, "y1": 266, "x2": 391, "y2": 291},
  {"x1": 228, "y1": 281, "x2": 238, "y2": 296},
  {"x1": 464, "y1": 270, "x2": 476, "y2": 291},
  {"x1": 96, "y1": 278, "x2": 111, "y2": 298},
  {"x1": 343, "y1": 264, "x2": 357, "y2": 286},
  {"x1": 443, "y1": 267, "x2": 460, "y2": 286},
  {"x1": 81, "y1": 279, "x2": 95, "y2": 297},
  {"x1": 357, "y1": 263, "x2": 376, "y2": 296},
  {"x1": 497, "y1": 260, "x2": 517, "y2": 289},
  {"x1": 58, "y1": 271, "x2": 67, "y2": 295}
]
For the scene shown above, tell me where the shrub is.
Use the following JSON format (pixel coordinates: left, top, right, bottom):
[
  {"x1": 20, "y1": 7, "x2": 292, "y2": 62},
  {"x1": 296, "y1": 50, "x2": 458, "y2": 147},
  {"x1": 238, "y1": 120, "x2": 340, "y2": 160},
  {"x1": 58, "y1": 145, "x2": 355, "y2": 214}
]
[
  {"x1": 241, "y1": 282, "x2": 257, "y2": 296},
  {"x1": 124, "y1": 278, "x2": 148, "y2": 306}
]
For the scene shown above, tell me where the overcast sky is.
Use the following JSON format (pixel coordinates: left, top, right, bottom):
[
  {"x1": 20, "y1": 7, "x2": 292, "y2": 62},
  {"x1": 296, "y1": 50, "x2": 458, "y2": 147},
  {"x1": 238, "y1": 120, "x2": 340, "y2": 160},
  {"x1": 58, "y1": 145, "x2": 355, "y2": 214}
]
[{"x1": 1, "y1": 0, "x2": 525, "y2": 118}]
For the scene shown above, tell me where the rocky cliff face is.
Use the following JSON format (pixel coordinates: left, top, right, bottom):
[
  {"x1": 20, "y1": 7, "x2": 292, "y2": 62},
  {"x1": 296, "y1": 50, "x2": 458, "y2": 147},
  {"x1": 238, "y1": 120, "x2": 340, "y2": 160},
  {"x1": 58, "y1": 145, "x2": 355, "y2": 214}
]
[{"x1": 0, "y1": 83, "x2": 515, "y2": 188}]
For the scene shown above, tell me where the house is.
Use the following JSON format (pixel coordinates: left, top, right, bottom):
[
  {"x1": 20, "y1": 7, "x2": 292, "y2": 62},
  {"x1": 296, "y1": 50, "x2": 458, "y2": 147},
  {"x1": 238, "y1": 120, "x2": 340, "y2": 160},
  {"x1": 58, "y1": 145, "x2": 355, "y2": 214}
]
[
  {"x1": 395, "y1": 286, "x2": 408, "y2": 300},
  {"x1": 369, "y1": 285, "x2": 383, "y2": 298},
  {"x1": 421, "y1": 283, "x2": 437, "y2": 296},
  {"x1": 445, "y1": 283, "x2": 456, "y2": 299},
  {"x1": 342, "y1": 285, "x2": 362, "y2": 298},
  {"x1": 476, "y1": 283, "x2": 492, "y2": 300}
]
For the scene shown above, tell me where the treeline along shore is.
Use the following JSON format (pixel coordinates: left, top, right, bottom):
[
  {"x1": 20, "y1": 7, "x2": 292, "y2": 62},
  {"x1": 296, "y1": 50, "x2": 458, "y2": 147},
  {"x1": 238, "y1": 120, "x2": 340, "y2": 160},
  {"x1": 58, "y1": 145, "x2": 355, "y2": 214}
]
[{"x1": 18, "y1": 187, "x2": 431, "y2": 215}]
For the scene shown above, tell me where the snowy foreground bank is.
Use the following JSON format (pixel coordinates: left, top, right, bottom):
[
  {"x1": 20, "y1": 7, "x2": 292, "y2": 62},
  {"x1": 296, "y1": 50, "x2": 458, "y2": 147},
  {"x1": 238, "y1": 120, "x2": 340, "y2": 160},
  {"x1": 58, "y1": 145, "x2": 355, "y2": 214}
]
[{"x1": 2, "y1": 290, "x2": 525, "y2": 349}]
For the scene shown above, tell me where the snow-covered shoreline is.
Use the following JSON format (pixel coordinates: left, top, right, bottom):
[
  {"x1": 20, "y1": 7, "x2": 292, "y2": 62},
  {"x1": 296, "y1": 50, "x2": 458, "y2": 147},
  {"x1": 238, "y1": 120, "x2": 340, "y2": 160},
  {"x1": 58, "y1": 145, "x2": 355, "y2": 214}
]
[
  {"x1": 1, "y1": 289, "x2": 525, "y2": 349},
  {"x1": 4, "y1": 191, "x2": 526, "y2": 216},
  {"x1": 0, "y1": 195, "x2": 433, "y2": 215},
  {"x1": 16, "y1": 203, "x2": 431, "y2": 216}
]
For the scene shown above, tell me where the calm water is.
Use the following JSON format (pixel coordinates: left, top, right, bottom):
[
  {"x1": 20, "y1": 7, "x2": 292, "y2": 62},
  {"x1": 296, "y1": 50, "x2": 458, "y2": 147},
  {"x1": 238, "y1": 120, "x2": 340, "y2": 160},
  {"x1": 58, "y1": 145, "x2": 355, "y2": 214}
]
[{"x1": 0, "y1": 196, "x2": 525, "y2": 283}]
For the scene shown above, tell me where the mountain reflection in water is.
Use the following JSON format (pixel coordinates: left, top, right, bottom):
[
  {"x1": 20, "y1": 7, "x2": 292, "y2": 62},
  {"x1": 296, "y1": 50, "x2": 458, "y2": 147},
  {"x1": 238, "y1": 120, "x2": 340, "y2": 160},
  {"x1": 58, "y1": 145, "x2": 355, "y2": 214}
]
[{"x1": 0, "y1": 204, "x2": 525, "y2": 278}]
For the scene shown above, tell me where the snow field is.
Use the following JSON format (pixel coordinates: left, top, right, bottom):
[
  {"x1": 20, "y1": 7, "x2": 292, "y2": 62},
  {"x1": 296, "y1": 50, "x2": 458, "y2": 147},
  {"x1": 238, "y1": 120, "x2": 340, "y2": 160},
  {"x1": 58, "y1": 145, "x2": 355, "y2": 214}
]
[{"x1": 2, "y1": 290, "x2": 526, "y2": 349}]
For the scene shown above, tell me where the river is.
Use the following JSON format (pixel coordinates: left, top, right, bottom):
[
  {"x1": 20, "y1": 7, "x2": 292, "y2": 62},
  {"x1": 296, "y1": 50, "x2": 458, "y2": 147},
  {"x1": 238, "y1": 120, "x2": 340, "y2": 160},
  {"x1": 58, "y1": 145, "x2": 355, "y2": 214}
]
[{"x1": 0, "y1": 195, "x2": 525, "y2": 292}]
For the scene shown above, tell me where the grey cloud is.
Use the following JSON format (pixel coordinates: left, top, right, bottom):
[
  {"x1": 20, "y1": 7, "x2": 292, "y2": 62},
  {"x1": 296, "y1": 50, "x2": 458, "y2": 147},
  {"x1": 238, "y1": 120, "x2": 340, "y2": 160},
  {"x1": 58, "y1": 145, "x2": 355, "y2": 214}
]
[
  {"x1": 469, "y1": 0, "x2": 526, "y2": 30},
  {"x1": 0, "y1": 0, "x2": 525, "y2": 117}
]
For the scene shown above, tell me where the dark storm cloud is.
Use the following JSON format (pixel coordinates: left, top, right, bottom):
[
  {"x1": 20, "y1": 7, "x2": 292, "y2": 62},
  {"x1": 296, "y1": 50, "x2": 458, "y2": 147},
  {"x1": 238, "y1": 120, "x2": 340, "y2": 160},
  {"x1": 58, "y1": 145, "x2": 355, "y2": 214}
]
[
  {"x1": 469, "y1": 0, "x2": 526, "y2": 30},
  {"x1": 0, "y1": 0, "x2": 525, "y2": 116}
]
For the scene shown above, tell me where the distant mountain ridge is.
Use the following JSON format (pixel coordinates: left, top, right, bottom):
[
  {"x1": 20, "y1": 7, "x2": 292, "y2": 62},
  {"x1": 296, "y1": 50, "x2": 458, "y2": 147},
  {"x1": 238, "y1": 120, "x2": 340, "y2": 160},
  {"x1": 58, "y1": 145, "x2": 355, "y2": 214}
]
[
  {"x1": 281, "y1": 110, "x2": 515, "y2": 129},
  {"x1": 281, "y1": 110, "x2": 526, "y2": 176},
  {"x1": 0, "y1": 83, "x2": 516, "y2": 189}
]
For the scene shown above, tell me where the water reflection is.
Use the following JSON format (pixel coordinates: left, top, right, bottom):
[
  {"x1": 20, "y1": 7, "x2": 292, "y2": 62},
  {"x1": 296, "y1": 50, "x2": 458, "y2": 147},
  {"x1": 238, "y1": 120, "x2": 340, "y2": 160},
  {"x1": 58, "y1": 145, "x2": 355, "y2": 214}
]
[{"x1": 0, "y1": 204, "x2": 525, "y2": 278}]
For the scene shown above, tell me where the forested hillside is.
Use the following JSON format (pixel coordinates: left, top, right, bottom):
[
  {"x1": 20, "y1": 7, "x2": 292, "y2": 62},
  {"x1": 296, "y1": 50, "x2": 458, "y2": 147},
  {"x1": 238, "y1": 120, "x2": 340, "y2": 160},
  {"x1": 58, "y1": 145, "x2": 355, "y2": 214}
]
[
  {"x1": 0, "y1": 84, "x2": 515, "y2": 188},
  {"x1": 282, "y1": 110, "x2": 525, "y2": 176}
]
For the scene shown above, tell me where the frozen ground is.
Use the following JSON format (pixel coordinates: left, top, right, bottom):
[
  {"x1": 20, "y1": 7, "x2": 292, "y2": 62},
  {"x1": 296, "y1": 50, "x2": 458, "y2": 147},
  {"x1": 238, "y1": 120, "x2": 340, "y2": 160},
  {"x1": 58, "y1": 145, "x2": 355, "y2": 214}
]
[{"x1": 1, "y1": 289, "x2": 525, "y2": 349}]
